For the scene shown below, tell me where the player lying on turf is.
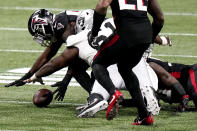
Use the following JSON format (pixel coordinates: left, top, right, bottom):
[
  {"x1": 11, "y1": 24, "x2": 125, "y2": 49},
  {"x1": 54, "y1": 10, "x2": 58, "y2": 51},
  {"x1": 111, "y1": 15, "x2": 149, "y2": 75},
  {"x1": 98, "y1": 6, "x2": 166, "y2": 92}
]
[
  {"x1": 118, "y1": 58, "x2": 190, "y2": 112},
  {"x1": 147, "y1": 58, "x2": 197, "y2": 111}
]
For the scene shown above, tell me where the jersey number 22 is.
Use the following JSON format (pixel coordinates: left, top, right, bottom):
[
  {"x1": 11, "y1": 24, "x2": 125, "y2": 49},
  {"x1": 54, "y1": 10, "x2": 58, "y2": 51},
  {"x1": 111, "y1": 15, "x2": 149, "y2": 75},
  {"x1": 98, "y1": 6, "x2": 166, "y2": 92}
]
[{"x1": 118, "y1": 0, "x2": 148, "y2": 11}]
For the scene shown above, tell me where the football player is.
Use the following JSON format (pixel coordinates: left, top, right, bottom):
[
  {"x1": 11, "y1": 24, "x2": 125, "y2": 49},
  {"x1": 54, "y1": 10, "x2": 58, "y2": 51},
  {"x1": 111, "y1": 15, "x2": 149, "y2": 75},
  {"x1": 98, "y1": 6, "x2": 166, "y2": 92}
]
[
  {"x1": 147, "y1": 58, "x2": 197, "y2": 111},
  {"x1": 87, "y1": 0, "x2": 164, "y2": 125},
  {"x1": 4, "y1": 9, "x2": 92, "y2": 95}
]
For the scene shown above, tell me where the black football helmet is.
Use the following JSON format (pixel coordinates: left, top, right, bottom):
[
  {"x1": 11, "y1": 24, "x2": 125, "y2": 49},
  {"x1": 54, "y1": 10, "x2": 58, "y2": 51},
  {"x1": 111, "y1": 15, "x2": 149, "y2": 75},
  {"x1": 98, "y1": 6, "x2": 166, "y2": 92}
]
[{"x1": 28, "y1": 9, "x2": 56, "y2": 47}]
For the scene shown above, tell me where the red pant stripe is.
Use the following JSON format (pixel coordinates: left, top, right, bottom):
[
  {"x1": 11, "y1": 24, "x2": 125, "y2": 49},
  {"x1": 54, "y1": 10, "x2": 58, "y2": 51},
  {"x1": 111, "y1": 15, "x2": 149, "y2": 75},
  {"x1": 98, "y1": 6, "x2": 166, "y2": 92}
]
[
  {"x1": 93, "y1": 34, "x2": 120, "y2": 61},
  {"x1": 189, "y1": 69, "x2": 197, "y2": 94},
  {"x1": 170, "y1": 72, "x2": 181, "y2": 78}
]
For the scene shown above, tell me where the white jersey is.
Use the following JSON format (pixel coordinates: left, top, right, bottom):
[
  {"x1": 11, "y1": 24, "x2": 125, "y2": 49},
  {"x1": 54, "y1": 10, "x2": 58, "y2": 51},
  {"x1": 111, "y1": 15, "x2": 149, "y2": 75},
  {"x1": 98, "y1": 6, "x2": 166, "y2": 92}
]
[{"x1": 66, "y1": 13, "x2": 115, "y2": 65}]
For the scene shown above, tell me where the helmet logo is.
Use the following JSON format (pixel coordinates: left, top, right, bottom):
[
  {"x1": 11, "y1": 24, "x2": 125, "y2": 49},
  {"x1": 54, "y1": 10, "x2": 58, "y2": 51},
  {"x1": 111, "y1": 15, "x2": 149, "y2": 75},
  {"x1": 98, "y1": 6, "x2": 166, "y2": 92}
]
[
  {"x1": 32, "y1": 16, "x2": 47, "y2": 25},
  {"x1": 78, "y1": 17, "x2": 85, "y2": 27},
  {"x1": 31, "y1": 16, "x2": 48, "y2": 32}
]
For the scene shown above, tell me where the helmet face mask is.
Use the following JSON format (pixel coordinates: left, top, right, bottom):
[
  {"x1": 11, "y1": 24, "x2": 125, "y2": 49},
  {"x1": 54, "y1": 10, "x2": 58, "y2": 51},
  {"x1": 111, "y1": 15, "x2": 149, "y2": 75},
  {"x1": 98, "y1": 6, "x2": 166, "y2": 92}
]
[{"x1": 28, "y1": 9, "x2": 56, "y2": 47}]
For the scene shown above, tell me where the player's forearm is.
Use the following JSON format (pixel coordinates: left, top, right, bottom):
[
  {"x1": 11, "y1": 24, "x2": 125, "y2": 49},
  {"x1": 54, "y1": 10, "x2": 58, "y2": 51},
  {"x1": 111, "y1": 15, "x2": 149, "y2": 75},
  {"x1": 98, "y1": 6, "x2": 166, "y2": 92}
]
[
  {"x1": 29, "y1": 46, "x2": 60, "y2": 74},
  {"x1": 92, "y1": 0, "x2": 109, "y2": 37},
  {"x1": 34, "y1": 48, "x2": 78, "y2": 78},
  {"x1": 148, "y1": 0, "x2": 164, "y2": 42},
  {"x1": 29, "y1": 55, "x2": 49, "y2": 74},
  {"x1": 35, "y1": 62, "x2": 59, "y2": 78}
]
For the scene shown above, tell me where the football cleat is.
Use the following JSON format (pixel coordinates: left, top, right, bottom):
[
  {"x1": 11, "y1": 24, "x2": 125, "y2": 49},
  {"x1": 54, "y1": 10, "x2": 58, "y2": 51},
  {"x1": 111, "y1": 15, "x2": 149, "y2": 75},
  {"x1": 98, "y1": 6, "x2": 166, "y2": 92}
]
[
  {"x1": 106, "y1": 90, "x2": 123, "y2": 120},
  {"x1": 78, "y1": 93, "x2": 108, "y2": 118},
  {"x1": 132, "y1": 113, "x2": 154, "y2": 125}
]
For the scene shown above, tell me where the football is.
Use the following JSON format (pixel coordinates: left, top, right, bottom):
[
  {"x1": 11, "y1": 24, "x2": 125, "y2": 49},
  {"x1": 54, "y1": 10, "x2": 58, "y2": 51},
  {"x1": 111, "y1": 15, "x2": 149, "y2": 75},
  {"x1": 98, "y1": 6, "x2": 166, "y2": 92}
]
[{"x1": 33, "y1": 89, "x2": 53, "y2": 107}]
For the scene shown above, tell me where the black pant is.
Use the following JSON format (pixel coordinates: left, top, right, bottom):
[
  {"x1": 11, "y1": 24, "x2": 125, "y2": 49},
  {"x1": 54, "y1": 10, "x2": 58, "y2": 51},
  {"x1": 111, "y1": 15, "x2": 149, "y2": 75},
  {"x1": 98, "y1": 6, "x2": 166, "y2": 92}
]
[{"x1": 92, "y1": 33, "x2": 150, "y2": 118}]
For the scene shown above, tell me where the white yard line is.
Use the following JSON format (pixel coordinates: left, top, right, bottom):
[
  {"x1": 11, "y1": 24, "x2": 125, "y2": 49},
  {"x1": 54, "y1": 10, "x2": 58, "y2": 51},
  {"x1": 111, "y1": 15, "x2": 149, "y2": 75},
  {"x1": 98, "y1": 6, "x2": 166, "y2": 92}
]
[
  {"x1": 0, "y1": 100, "x2": 83, "y2": 106},
  {"x1": 0, "y1": 130, "x2": 26, "y2": 131},
  {"x1": 0, "y1": 6, "x2": 66, "y2": 12},
  {"x1": 1, "y1": 27, "x2": 197, "y2": 37},
  {"x1": 0, "y1": 49, "x2": 197, "y2": 58},
  {"x1": 160, "y1": 33, "x2": 197, "y2": 37},
  {"x1": 152, "y1": 54, "x2": 197, "y2": 58},
  {"x1": 0, "y1": 49, "x2": 44, "y2": 53},
  {"x1": 0, "y1": 6, "x2": 197, "y2": 16},
  {"x1": 0, "y1": 27, "x2": 27, "y2": 31},
  {"x1": 0, "y1": 80, "x2": 80, "y2": 86}
]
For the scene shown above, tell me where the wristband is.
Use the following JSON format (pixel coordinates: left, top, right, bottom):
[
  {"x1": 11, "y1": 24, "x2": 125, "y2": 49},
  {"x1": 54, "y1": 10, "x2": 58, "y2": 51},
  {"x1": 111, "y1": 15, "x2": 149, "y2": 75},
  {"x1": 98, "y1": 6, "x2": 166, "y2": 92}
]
[
  {"x1": 160, "y1": 36, "x2": 168, "y2": 45},
  {"x1": 30, "y1": 74, "x2": 37, "y2": 81}
]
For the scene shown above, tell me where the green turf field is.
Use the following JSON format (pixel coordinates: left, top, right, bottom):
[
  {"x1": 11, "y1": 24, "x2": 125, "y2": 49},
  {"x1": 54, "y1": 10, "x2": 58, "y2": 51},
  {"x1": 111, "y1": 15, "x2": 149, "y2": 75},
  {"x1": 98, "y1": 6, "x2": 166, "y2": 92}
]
[{"x1": 0, "y1": 0, "x2": 197, "y2": 130}]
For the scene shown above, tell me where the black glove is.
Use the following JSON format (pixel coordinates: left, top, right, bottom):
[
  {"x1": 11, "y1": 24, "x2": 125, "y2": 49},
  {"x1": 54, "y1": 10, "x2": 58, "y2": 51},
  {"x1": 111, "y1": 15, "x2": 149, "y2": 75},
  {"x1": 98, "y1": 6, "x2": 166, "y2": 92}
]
[
  {"x1": 52, "y1": 74, "x2": 72, "y2": 101},
  {"x1": 87, "y1": 31, "x2": 99, "y2": 50},
  {"x1": 5, "y1": 72, "x2": 33, "y2": 87}
]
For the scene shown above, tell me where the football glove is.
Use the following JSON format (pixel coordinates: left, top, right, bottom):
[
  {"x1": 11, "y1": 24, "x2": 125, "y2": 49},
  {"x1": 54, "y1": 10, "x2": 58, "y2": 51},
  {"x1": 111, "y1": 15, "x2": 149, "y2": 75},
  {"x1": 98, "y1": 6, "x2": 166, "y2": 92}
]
[
  {"x1": 52, "y1": 74, "x2": 72, "y2": 101},
  {"x1": 160, "y1": 36, "x2": 172, "y2": 46},
  {"x1": 87, "y1": 31, "x2": 99, "y2": 50},
  {"x1": 5, "y1": 72, "x2": 33, "y2": 87}
]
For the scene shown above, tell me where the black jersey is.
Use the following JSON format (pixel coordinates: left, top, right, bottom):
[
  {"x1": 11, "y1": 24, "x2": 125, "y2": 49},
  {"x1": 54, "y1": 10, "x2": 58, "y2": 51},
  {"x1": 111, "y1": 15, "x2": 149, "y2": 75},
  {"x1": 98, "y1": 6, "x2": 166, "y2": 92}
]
[
  {"x1": 110, "y1": 0, "x2": 152, "y2": 46},
  {"x1": 111, "y1": 0, "x2": 149, "y2": 27},
  {"x1": 147, "y1": 58, "x2": 192, "y2": 88},
  {"x1": 148, "y1": 58, "x2": 197, "y2": 107},
  {"x1": 53, "y1": 11, "x2": 78, "y2": 41}
]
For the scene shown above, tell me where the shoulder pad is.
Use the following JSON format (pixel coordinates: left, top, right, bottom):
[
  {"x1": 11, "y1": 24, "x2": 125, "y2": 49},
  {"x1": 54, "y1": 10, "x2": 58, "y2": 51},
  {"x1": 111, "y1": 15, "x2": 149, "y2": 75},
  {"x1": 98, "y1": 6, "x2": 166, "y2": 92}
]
[{"x1": 53, "y1": 11, "x2": 68, "y2": 39}]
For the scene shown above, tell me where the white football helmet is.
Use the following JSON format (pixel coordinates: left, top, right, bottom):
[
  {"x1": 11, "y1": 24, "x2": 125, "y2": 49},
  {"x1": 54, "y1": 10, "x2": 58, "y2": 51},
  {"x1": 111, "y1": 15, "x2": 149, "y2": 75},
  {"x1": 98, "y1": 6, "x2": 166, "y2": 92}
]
[{"x1": 75, "y1": 9, "x2": 94, "y2": 33}]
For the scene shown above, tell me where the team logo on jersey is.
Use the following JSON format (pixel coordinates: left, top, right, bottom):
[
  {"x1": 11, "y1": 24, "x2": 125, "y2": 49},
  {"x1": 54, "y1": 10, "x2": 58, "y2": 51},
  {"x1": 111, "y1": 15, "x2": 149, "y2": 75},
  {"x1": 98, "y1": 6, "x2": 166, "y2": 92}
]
[
  {"x1": 56, "y1": 23, "x2": 64, "y2": 30},
  {"x1": 77, "y1": 17, "x2": 85, "y2": 27}
]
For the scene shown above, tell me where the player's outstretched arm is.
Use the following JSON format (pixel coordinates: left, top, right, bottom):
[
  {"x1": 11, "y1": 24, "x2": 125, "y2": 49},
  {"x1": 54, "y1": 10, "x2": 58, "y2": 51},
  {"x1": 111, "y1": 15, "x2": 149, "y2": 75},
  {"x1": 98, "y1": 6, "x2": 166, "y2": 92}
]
[
  {"x1": 4, "y1": 72, "x2": 33, "y2": 87},
  {"x1": 5, "y1": 41, "x2": 62, "y2": 88},
  {"x1": 24, "y1": 47, "x2": 79, "y2": 83}
]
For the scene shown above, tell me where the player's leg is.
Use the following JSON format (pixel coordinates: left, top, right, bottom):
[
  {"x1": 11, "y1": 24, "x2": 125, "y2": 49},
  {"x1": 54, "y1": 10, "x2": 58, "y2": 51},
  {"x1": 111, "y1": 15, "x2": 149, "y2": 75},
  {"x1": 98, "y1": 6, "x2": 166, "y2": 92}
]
[
  {"x1": 78, "y1": 64, "x2": 126, "y2": 117},
  {"x1": 117, "y1": 43, "x2": 154, "y2": 125},
  {"x1": 70, "y1": 58, "x2": 92, "y2": 94},
  {"x1": 133, "y1": 58, "x2": 160, "y2": 115},
  {"x1": 92, "y1": 34, "x2": 124, "y2": 120}
]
